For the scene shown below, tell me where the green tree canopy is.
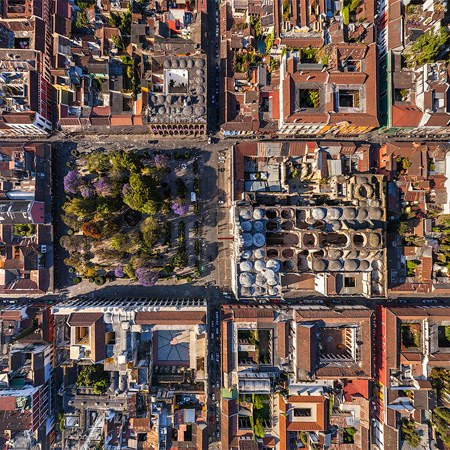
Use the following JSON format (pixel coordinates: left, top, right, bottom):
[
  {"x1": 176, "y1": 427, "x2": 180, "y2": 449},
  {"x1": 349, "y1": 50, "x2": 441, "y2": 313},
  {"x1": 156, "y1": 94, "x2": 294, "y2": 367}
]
[
  {"x1": 123, "y1": 172, "x2": 159, "y2": 215},
  {"x1": 140, "y1": 217, "x2": 159, "y2": 248},
  {"x1": 63, "y1": 197, "x2": 96, "y2": 219},
  {"x1": 408, "y1": 27, "x2": 449, "y2": 66},
  {"x1": 76, "y1": 365, "x2": 110, "y2": 394}
]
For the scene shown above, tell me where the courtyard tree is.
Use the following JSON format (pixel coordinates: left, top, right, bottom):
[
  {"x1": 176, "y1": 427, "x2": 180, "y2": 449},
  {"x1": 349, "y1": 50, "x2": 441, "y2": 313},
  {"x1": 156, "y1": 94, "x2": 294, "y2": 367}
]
[
  {"x1": 140, "y1": 217, "x2": 159, "y2": 247},
  {"x1": 63, "y1": 197, "x2": 96, "y2": 219},
  {"x1": 407, "y1": 27, "x2": 449, "y2": 66},
  {"x1": 81, "y1": 220, "x2": 103, "y2": 239},
  {"x1": 171, "y1": 198, "x2": 189, "y2": 216},
  {"x1": 64, "y1": 170, "x2": 82, "y2": 194},
  {"x1": 76, "y1": 365, "x2": 110, "y2": 394},
  {"x1": 123, "y1": 173, "x2": 159, "y2": 215},
  {"x1": 94, "y1": 176, "x2": 114, "y2": 196},
  {"x1": 114, "y1": 263, "x2": 124, "y2": 278},
  {"x1": 401, "y1": 419, "x2": 421, "y2": 447},
  {"x1": 135, "y1": 267, "x2": 159, "y2": 286}
]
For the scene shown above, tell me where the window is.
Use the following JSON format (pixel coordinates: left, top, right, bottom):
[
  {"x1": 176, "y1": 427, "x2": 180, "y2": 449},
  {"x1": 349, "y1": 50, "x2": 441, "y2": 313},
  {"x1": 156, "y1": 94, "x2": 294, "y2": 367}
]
[
  {"x1": 294, "y1": 408, "x2": 312, "y2": 417},
  {"x1": 338, "y1": 89, "x2": 360, "y2": 108},
  {"x1": 344, "y1": 277, "x2": 356, "y2": 288}
]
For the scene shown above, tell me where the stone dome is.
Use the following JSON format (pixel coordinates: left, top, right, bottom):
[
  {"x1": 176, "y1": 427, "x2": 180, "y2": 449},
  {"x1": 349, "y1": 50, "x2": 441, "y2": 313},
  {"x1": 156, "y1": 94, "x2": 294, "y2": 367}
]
[
  {"x1": 312, "y1": 259, "x2": 328, "y2": 271},
  {"x1": 254, "y1": 260, "x2": 266, "y2": 271},
  {"x1": 358, "y1": 208, "x2": 368, "y2": 220},
  {"x1": 255, "y1": 273, "x2": 267, "y2": 287},
  {"x1": 369, "y1": 208, "x2": 383, "y2": 220},
  {"x1": 369, "y1": 233, "x2": 381, "y2": 248},
  {"x1": 344, "y1": 259, "x2": 359, "y2": 271},
  {"x1": 253, "y1": 221, "x2": 264, "y2": 232},
  {"x1": 359, "y1": 260, "x2": 370, "y2": 271},
  {"x1": 328, "y1": 259, "x2": 343, "y2": 271},
  {"x1": 253, "y1": 208, "x2": 265, "y2": 220},
  {"x1": 241, "y1": 221, "x2": 252, "y2": 232},
  {"x1": 239, "y1": 209, "x2": 252, "y2": 220},
  {"x1": 240, "y1": 260, "x2": 253, "y2": 271},
  {"x1": 254, "y1": 248, "x2": 265, "y2": 259},
  {"x1": 242, "y1": 233, "x2": 253, "y2": 248},
  {"x1": 342, "y1": 208, "x2": 357, "y2": 220},
  {"x1": 328, "y1": 208, "x2": 342, "y2": 220},
  {"x1": 241, "y1": 286, "x2": 255, "y2": 296},
  {"x1": 266, "y1": 259, "x2": 281, "y2": 272},
  {"x1": 311, "y1": 208, "x2": 326, "y2": 220},
  {"x1": 239, "y1": 272, "x2": 255, "y2": 287},
  {"x1": 253, "y1": 233, "x2": 265, "y2": 247}
]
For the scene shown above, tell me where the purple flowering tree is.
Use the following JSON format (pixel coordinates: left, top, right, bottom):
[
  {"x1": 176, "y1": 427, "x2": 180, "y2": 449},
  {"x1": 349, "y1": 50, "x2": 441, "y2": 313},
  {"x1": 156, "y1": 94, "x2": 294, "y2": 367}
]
[
  {"x1": 114, "y1": 264, "x2": 124, "y2": 278},
  {"x1": 122, "y1": 183, "x2": 131, "y2": 196},
  {"x1": 154, "y1": 154, "x2": 170, "y2": 170},
  {"x1": 94, "y1": 177, "x2": 113, "y2": 196},
  {"x1": 171, "y1": 198, "x2": 189, "y2": 216},
  {"x1": 64, "y1": 170, "x2": 82, "y2": 194},
  {"x1": 135, "y1": 267, "x2": 159, "y2": 286},
  {"x1": 80, "y1": 185, "x2": 94, "y2": 199}
]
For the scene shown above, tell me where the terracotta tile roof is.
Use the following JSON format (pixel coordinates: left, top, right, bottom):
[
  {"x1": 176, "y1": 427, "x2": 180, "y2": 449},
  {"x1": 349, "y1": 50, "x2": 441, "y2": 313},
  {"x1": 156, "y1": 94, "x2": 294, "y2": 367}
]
[
  {"x1": 133, "y1": 114, "x2": 143, "y2": 125},
  {"x1": 135, "y1": 311, "x2": 206, "y2": 325},
  {"x1": 401, "y1": 352, "x2": 422, "y2": 362},
  {"x1": 231, "y1": 307, "x2": 274, "y2": 320},
  {"x1": 91, "y1": 106, "x2": 111, "y2": 116},
  {"x1": 0, "y1": 396, "x2": 16, "y2": 411},
  {"x1": 343, "y1": 380, "x2": 370, "y2": 401},
  {"x1": 270, "y1": 90, "x2": 280, "y2": 120},
  {"x1": 0, "y1": 309, "x2": 22, "y2": 320},
  {"x1": 277, "y1": 321, "x2": 289, "y2": 359},
  {"x1": 387, "y1": 306, "x2": 450, "y2": 318},
  {"x1": 417, "y1": 380, "x2": 432, "y2": 389},
  {"x1": 329, "y1": 113, "x2": 379, "y2": 128},
  {"x1": 239, "y1": 440, "x2": 258, "y2": 450},
  {"x1": 67, "y1": 312, "x2": 103, "y2": 327},
  {"x1": 280, "y1": 37, "x2": 325, "y2": 47},
  {"x1": 90, "y1": 117, "x2": 110, "y2": 126},
  {"x1": 328, "y1": 72, "x2": 367, "y2": 85},
  {"x1": 296, "y1": 323, "x2": 316, "y2": 380},
  {"x1": 59, "y1": 118, "x2": 81, "y2": 126},
  {"x1": 110, "y1": 115, "x2": 133, "y2": 126},
  {"x1": 291, "y1": 71, "x2": 328, "y2": 83},
  {"x1": 392, "y1": 105, "x2": 422, "y2": 127},
  {"x1": 285, "y1": 112, "x2": 328, "y2": 124},
  {"x1": 424, "y1": 113, "x2": 450, "y2": 127},
  {"x1": 285, "y1": 395, "x2": 327, "y2": 432},
  {"x1": 263, "y1": 437, "x2": 276, "y2": 447},
  {"x1": 421, "y1": 256, "x2": 433, "y2": 281},
  {"x1": 2, "y1": 112, "x2": 36, "y2": 124}
]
